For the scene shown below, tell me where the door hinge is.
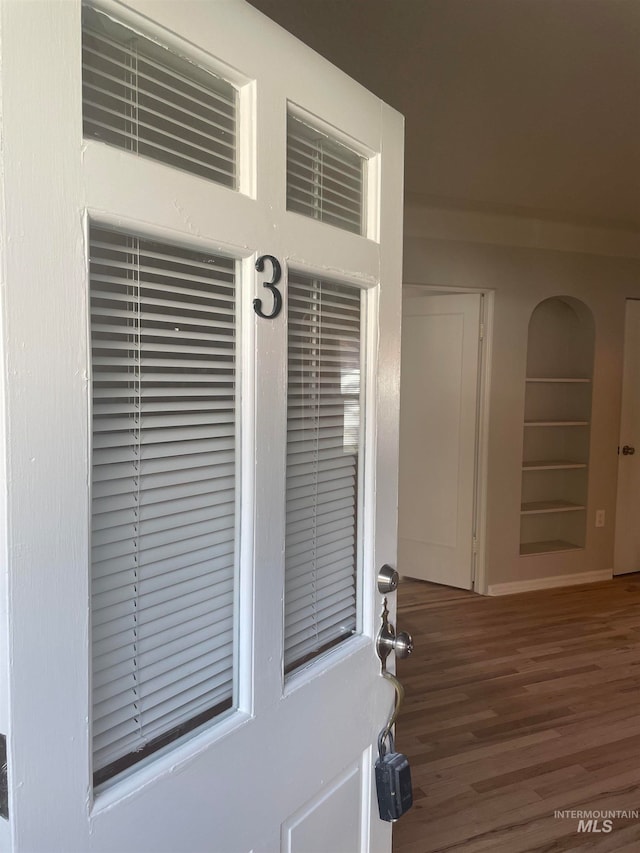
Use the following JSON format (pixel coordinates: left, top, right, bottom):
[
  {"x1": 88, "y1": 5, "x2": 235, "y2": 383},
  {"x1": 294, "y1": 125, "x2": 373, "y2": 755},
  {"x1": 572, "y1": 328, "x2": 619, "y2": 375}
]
[
  {"x1": 472, "y1": 536, "x2": 479, "y2": 554},
  {"x1": 0, "y1": 733, "x2": 7, "y2": 820},
  {"x1": 479, "y1": 323, "x2": 485, "y2": 341}
]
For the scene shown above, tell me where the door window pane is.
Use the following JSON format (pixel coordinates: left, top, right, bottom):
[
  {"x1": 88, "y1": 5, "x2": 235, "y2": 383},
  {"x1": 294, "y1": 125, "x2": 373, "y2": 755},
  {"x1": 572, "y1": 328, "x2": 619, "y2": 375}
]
[
  {"x1": 284, "y1": 273, "x2": 363, "y2": 673},
  {"x1": 89, "y1": 225, "x2": 237, "y2": 785},
  {"x1": 83, "y1": 7, "x2": 238, "y2": 187},
  {"x1": 287, "y1": 113, "x2": 365, "y2": 235}
]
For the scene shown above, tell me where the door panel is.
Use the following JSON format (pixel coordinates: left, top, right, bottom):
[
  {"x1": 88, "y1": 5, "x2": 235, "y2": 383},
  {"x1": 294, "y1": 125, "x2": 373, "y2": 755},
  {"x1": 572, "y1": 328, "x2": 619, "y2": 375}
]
[
  {"x1": 281, "y1": 759, "x2": 363, "y2": 853},
  {"x1": 398, "y1": 293, "x2": 481, "y2": 590},
  {"x1": 0, "y1": 1, "x2": 404, "y2": 851}
]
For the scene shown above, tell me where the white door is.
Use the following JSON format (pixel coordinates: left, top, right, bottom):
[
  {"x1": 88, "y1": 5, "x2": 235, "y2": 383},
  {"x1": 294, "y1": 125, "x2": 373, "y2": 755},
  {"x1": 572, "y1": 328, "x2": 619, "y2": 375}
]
[
  {"x1": 614, "y1": 299, "x2": 640, "y2": 575},
  {"x1": 0, "y1": 2, "x2": 404, "y2": 851},
  {"x1": 398, "y1": 293, "x2": 482, "y2": 590}
]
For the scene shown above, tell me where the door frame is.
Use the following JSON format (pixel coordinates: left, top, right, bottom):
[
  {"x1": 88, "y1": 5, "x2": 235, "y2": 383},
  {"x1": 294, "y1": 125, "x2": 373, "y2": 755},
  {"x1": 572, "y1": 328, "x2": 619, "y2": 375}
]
[
  {"x1": 613, "y1": 297, "x2": 640, "y2": 575},
  {"x1": 400, "y1": 283, "x2": 493, "y2": 594}
]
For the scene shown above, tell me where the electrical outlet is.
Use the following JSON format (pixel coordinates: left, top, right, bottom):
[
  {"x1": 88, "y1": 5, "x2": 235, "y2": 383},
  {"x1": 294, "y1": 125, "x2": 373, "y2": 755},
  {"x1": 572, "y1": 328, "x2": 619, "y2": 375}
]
[{"x1": 595, "y1": 509, "x2": 605, "y2": 528}]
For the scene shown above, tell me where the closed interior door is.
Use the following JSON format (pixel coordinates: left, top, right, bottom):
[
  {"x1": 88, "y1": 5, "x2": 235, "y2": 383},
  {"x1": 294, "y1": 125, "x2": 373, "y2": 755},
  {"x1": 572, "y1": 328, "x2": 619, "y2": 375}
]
[
  {"x1": 398, "y1": 293, "x2": 482, "y2": 590},
  {"x1": 0, "y1": 2, "x2": 404, "y2": 851},
  {"x1": 614, "y1": 299, "x2": 640, "y2": 575}
]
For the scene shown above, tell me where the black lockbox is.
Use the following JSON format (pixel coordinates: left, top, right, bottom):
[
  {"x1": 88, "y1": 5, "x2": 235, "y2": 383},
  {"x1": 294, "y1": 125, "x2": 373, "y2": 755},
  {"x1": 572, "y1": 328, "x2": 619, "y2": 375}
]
[{"x1": 375, "y1": 750, "x2": 413, "y2": 822}]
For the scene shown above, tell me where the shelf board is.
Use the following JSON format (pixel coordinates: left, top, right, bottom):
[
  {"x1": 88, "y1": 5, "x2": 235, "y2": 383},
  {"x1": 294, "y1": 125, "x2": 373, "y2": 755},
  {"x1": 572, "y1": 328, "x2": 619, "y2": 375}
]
[
  {"x1": 520, "y1": 500, "x2": 586, "y2": 516},
  {"x1": 526, "y1": 377, "x2": 591, "y2": 384},
  {"x1": 522, "y1": 460, "x2": 588, "y2": 471},
  {"x1": 520, "y1": 539, "x2": 583, "y2": 557},
  {"x1": 524, "y1": 420, "x2": 589, "y2": 427}
]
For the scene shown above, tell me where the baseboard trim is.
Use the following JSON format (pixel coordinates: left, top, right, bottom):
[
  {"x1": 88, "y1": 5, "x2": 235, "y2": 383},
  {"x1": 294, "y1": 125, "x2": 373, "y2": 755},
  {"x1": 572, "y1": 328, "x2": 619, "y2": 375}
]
[{"x1": 488, "y1": 569, "x2": 612, "y2": 596}]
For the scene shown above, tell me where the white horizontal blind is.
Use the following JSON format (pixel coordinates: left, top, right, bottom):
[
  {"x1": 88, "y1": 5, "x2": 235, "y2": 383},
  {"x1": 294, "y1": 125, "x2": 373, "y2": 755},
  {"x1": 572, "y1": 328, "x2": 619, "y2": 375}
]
[
  {"x1": 90, "y1": 226, "x2": 237, "y2": 785},
  {"x1": 286, "y1": 113, "x2": 366, "y2": 235},
  {"x1": 82, "y1": 6, "x2": 237, "y2": 187},
  {"x1": 285, "y1": 273, "x2": 362, "y2": 673}
]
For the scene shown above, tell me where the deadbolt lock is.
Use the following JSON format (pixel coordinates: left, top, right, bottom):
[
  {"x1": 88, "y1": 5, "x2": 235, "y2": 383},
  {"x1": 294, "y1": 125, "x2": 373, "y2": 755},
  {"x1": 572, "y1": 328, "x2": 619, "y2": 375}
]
[{"x1": 377, "y1": 564, "x2": 399, "y2": 594}]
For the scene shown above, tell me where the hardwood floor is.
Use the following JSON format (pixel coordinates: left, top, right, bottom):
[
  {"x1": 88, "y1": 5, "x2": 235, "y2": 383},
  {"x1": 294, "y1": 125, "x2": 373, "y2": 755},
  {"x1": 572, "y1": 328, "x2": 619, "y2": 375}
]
[{"x1": 392, "y1": 574, "x2": 640, "y2": 852}]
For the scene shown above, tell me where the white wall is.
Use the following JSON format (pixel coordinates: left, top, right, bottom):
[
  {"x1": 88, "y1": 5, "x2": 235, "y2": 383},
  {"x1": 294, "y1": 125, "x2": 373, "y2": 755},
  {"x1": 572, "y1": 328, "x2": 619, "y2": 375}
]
[{"x1": 403, "y1": 201, "x2": 640, "y2": 588}]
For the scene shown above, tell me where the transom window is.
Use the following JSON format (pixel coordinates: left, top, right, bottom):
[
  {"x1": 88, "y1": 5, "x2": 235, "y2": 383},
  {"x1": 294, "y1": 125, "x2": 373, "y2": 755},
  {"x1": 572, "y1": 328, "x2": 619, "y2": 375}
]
[
  {"x1": 286, "y1": 112, "x2": 366, "y2": 235},
  {"x1": 82, "y1": 6, "x2": 238, "y2": 187}
]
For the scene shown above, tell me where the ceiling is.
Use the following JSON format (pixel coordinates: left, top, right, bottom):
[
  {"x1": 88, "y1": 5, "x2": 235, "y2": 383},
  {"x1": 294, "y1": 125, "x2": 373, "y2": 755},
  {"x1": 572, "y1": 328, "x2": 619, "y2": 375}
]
[{"x1": 249, "y1": 0, "x2": 640, "y2": 231}]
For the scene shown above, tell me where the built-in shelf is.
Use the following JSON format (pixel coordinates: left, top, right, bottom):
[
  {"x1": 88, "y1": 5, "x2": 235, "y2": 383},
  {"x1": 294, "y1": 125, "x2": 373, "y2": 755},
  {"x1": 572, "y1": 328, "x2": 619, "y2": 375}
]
[
  {"x1": 520, "y1": 296, "x2": 594, "y2": 558},
  {"x1": 526, "y1": 377, "x2": 591, "y2": 384},
  {"x1": 522, "y1": 460, "x2": 588, "y2": 471},
  {"x1": 524, "y1": 420, "x2": 589, "y2": 427},
  {"x1": 520, "y1": 539, "x2": 584, "y2": 557},
  {"x1": 521, "y1": 500, "x2": 586, "y2": 516}
]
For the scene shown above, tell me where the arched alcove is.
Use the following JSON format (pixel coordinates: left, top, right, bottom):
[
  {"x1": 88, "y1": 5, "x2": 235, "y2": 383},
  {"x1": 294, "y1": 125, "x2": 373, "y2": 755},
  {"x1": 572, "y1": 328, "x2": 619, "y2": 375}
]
[{"x1": 520, "y1": 297, "x2": 595, "y2": 556}]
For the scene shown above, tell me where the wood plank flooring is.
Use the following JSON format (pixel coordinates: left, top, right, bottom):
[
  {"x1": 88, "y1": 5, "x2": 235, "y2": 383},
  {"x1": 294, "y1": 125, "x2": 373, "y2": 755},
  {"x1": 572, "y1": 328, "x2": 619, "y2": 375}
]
[{"x1": 393, "y1": 575, "x2": 640, "y2": 852}]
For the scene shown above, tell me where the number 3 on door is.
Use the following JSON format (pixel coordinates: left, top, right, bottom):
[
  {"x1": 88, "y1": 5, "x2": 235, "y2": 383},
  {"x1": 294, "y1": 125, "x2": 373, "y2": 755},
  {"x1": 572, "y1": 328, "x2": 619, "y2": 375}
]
[{"x1": 253, "y1": 254, "x2": 283, "y2": 319}]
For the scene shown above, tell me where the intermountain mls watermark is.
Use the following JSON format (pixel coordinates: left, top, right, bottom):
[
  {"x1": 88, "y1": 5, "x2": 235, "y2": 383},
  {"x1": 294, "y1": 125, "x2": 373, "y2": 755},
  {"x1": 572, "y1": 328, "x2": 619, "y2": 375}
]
[{"x1": 554, "y1": 809, "x2": 640, "y2": 833}]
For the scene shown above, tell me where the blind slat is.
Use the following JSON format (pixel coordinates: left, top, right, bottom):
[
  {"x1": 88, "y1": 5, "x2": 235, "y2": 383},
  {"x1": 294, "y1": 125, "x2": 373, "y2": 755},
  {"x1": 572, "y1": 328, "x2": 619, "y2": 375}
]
[
  {"x1": 286, "y1": 602, "x2": 356, "y2": 646},
  {"x1": 286, "y1": 494, "x2": 355, "y2": 526},
  {"x1": 285, "y1": 544, "x2": 355, "y2": 580},
  {"x1": 286, "y1": 573, "x2": 354, "y2": 612},
  {"x1": 92, "y1": 388, "x2": 235, "y2": 403},
  {"x1": 94, "y1": 655, "x2": 234, "y2": 724},
  {"x1": 90, "y1": 240, "x2": 236, "y2": 273},
  {"x1": 93, "y1": 411, "x2": 233, "y2": 433},
  {"x1": 287, "y1": 195, "x2": 364, "y2": 232},
  {"x1": 83, "y1": 32, "x2": 236, "y2": 112},
  {"x1": 92, "y1": 424, "x2": 235, "y2": 450},
  {"x1": 92, "y1": 452, "x2": 234, "y2": 491},
  {"x1": 93, "y1": 484, "x2": 234, "y2": 529},
  {"x1": 94, "y1": 616, "x2": 234, "y2": 691},
  {"x1": 91, "y1": 286, "x2": 234, "y2": 313},
  {"x1": 92, "y1": 545, "x2": 234, "y2": 602},
  {"x1": 93, "y1": 400, "x2": 233, "y2": 415},
  {"x1": 287, "y1": 176, "x2": 363, "y2": 217},
  {"x1": 92, "y1": 559, "x2": 233, "y2": 644},
  {"x1": 92, "y1": 513, "x2": 235, "y2": 568},
  {"x1": 286, "y1": 535, "x2": 355, "y2": 565},
  {"x1": 91, "y1": 324, "x2": 234, "y2": 346},
  {"x1": 286, "y1": 515, "x2": 355, "y2": 549},
  {"x1": 93, "y1": 592, "x2": 233, "y2": 680},
  {"x1": 92, "y1": 497, "x2": 235, "y2": 550},
  {"x1": 94, "y1": 654, "x2": 234, "y2": 736},
  {"x1": 82, "y1": 79, "x2": 236, "y2": 150},
  {"x1": 285, "y1": 606, "x2": 357, "y2": 662},
  {"x1": 286, "y1": 557, "x2": 355, "y2": 598},
  {"x1": 94, "y1": 681, "x2": 233, "y2": 769},
  {"x1": 287, "y1": 140, "x2": 363, "y2": 183},
  {"x1": 93, "y1": 469, "x2": 234, "y2": 508},
  {"x1": 285, "y1": 592, "x2": 356, "y2": 636},
  {"x1": 83, "y1": 94, "x2": 236, "y2": 162}
]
